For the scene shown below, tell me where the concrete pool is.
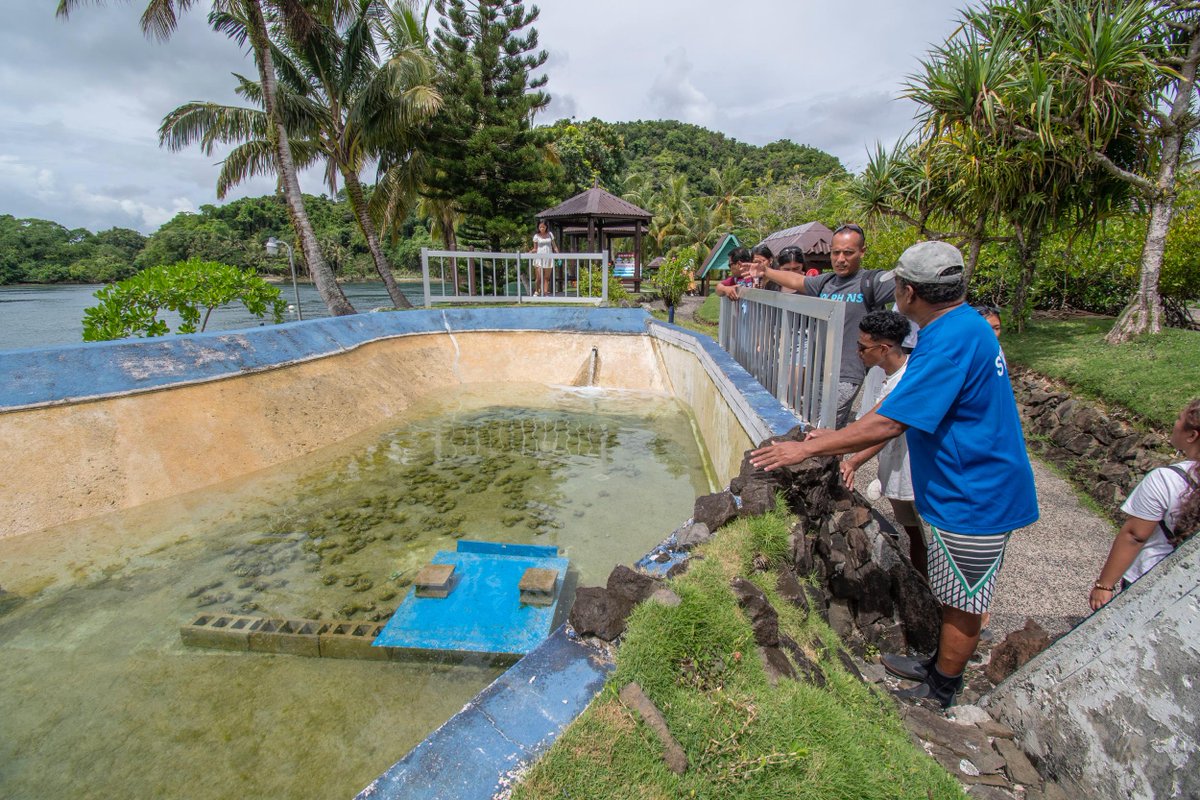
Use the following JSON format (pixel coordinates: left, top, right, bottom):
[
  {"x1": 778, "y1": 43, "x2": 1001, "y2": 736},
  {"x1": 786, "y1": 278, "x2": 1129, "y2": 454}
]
[{"x1": 0, "y1": 307, "x2": 799, "y2": 798}]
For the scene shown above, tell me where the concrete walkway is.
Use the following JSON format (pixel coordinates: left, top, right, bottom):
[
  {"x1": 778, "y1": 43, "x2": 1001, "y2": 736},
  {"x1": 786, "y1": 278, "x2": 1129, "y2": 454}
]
[{"x1": 855, "y1": 452, "x2": 1115, "y2": 639}]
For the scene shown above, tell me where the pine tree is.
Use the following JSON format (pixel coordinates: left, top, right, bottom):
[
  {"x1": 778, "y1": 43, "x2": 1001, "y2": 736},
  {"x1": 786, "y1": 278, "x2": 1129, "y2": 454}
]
[{"x1": 424, "y1": 0, "x2": 559, "y2": 251}]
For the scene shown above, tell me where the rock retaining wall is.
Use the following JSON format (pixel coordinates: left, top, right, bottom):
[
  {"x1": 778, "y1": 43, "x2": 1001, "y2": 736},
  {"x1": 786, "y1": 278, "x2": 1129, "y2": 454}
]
[{"x1": 1011, "y1": 367, "x2": 1173, "y2": 514}]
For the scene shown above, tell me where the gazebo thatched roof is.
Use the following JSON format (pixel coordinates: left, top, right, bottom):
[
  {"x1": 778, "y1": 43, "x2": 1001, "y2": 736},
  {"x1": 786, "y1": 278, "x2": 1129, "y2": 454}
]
[{"x1": 538, "y1": 186, "x2": 652, "y2": 221}]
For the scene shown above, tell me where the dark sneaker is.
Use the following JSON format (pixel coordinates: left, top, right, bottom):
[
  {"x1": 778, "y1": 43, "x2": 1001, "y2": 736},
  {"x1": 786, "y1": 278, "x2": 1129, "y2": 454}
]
[
  {"x1": 882, "y1": 652, "x2": 934, "y2": 681},
  {"x1": 894, "y1": 667, "x2": 962, "y2": 710}
]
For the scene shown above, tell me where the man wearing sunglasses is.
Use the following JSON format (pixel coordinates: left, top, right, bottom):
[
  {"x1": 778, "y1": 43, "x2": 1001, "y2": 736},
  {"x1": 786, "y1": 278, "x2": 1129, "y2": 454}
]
[{"x1": 751, "y1": 223, "x2": 899, "y2": 427}]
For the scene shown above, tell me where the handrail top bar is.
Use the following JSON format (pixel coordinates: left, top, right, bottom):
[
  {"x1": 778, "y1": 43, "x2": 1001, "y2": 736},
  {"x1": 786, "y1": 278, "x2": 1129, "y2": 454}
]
[
  {"x1": 421, "y1": 248, "x2": 607, "y2": 260},
  {"x1": 733, "y1": 287, "x2": 844, "y2": 321}
]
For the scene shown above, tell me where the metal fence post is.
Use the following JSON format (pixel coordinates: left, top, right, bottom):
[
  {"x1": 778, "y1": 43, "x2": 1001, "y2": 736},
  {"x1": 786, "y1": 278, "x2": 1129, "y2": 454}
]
[{"x1": 421, "y1": 248, "x2": 432, "y2": 308}]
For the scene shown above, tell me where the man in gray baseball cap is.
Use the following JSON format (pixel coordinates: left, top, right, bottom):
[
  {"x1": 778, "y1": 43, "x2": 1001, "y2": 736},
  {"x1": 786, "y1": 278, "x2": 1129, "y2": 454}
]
[{"x1": 751, "y1": 240, "x2": 1038, "y2": 709}]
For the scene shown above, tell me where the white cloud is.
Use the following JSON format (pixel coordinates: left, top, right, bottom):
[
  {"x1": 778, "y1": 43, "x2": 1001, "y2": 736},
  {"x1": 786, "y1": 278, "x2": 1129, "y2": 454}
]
[
  {"x1": 1, "y1": 0, "x2": 970, "y2": 231},
  {"x1": 68, "y1": 184, "x2": 196, "y2": 230},
  {"x1": 647, "y1": 48, "x2": 716, "y2": 127}
]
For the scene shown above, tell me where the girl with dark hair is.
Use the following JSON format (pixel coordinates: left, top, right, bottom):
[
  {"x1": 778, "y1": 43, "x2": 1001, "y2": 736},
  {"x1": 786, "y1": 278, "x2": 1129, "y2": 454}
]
[
  {"x1": 530, "y1": 220, "x2": 557, "y2": 296},
  {"x1": 1089, "y1": 398, "x2": 1200, "y2": 610},
  {"x1": 768, "y1": 247, "x2": 806, "y2": 293}
]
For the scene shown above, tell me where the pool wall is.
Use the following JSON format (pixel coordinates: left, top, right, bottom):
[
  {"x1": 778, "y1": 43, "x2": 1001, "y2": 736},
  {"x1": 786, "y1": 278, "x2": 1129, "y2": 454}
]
[{"x1": 1, "y1": 308, "x2": 796, "y2": 540}]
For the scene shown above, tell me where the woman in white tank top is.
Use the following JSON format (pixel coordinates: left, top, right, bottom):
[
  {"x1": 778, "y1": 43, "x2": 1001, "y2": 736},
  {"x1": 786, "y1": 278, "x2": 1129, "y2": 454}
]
[{"x1": 530, "y1": 220, "x2": 556, "y2": 296}]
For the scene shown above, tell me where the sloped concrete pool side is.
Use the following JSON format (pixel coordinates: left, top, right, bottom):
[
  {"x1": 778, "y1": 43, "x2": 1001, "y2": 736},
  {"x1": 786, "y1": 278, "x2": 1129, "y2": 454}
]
[{"x1": 0, "y1": 308, "x2": 795, "y2": 539}]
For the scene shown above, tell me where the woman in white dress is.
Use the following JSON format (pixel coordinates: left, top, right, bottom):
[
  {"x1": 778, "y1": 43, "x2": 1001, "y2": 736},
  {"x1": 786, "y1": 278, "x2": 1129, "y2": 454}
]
[{"x1": 530, "y1": 220, "x2": 557, "y2": 296}]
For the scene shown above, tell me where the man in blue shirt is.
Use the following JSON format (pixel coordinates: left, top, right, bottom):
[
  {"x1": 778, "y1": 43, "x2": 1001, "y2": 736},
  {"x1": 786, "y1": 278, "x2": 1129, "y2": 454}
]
[{"x1": 750, "y1": 241, "x2": 1039, "y2": 708}]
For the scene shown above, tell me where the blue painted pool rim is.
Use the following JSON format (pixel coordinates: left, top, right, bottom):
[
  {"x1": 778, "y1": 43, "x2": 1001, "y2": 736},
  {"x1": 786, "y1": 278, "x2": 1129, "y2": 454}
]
[
  {"x1": 0, "y1": 307, "x2": 794, "y2": 441},
  {"x1": 0, "y1": 307, "x2": 801, "y2": 798}
]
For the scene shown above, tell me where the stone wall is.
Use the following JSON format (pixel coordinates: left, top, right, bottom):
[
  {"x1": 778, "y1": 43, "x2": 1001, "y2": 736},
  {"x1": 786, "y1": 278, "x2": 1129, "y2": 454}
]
[
  {"x1": 730, "y1": 428, "x2": 943, "y2": 656},
  {"x1": 1011, "y1": 368, "x2": 1173, "y2": 515},
  {"x1": 986, "y1": 535, "x2": 1200, "y2": 799}
]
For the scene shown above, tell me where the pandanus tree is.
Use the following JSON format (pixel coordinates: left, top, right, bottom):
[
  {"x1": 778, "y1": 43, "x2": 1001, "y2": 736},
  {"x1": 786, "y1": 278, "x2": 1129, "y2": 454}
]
[
  {"x1": 901, "y1": 9, "x2": 1134, "y2": 330},
  {"x1": 58, "y1": 0, "x2": 357, "y2": 316},
  {"x1": 904, "y1": 0, "x2": 1194, "y2": 339},
  {"x1": 1034, "y1": 0, "x2": 1197, "y2": 342},
  {"x1": 159, "y1": 0, "x2": 441, "y2": 309}
]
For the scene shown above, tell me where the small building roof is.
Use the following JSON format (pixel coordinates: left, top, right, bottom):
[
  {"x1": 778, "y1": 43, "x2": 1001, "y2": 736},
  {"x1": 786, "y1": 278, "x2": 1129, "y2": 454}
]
[
  {"x1": 697, "y1": 233, "x2": 741, "y2": 278},
  {"x1": 538, "y1": 186, "x2": 652, "y2": 221},
  {"x1": 756, "y1": 221, "x2": 833, "y2": 256}
]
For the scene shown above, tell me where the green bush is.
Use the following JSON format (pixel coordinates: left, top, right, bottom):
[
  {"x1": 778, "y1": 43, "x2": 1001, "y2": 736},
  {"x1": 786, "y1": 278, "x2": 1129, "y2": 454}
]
[
  {"x1": 577, "y1": 264, "x2": 631, "y2": 303},
  {"x1": 652, "y1": 249, "x2": 696, "y2": 310},
  {"x1": 82, "y1": 259, "x2": 286, "y2": 341}
]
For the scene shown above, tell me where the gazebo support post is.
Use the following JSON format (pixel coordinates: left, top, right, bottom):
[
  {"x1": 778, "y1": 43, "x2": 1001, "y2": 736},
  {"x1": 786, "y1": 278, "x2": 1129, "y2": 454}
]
[{"x1": 633, "y1": 224, "x2": 643, "y2": 293}]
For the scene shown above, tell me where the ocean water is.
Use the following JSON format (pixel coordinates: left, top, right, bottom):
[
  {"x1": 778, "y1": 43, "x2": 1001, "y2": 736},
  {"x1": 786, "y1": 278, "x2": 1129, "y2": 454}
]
[{"x1": 0, "y1": 281, "x2": 419, "y2": 351}]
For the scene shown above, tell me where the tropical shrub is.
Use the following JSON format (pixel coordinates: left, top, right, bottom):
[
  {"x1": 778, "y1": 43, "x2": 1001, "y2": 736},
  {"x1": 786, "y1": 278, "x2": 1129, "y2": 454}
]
[
  {"x1": 652, "y1": 249, "x2": 695, "y2": 312},
  {"x1": 82, "y1": 259, "x2": 285, "y2": 341}
]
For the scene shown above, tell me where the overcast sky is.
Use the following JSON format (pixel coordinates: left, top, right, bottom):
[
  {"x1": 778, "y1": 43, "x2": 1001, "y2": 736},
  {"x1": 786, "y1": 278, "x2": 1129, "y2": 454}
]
[{"x1": 1, "y1": 0, "x2": 967, "y2": 234}]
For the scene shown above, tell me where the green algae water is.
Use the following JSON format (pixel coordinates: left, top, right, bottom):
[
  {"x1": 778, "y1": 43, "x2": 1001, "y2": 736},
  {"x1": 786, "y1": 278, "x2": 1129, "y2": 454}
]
[{"x1": 0, "y1": 384, "x2": 715, "y2": 799}]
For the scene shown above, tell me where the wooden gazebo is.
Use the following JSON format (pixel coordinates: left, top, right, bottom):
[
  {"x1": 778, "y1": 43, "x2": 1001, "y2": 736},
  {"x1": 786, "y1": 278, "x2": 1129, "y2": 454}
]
[{"x1": 537, "y1": 183, "x2": 653, "y2": 290}]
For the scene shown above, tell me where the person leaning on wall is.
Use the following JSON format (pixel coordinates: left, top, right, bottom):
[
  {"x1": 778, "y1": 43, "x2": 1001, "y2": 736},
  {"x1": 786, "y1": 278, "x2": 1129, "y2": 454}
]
[
  {"x1": 750, "y1": 241, "x2": 1039, "y2": 709},
  {"x1": 1089, "y1": 398, "x2": 1200, "y2": 610},
  {"x1": 751, "y1": 223, "x2": 898, "y2": 428}
]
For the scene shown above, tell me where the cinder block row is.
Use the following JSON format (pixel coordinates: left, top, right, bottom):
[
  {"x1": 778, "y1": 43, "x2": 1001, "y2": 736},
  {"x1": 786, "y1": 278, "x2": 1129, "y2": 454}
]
[
  {"x1": 179, "y1": 614, "x2": 265, "y2": 651},
  {"x1": 320, "y1": 622, "x2": 390, "y2": 661},
  {"x1": 180, "y1": 614, "x2": 391, "y2": 660}
]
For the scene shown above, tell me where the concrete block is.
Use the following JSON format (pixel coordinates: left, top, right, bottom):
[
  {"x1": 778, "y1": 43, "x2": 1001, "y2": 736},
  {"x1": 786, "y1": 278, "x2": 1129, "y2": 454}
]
[
  {"x1": 248, "y1": 618, "x2": 327, "y2": 657},
  {"x1": 518, "y1": 567, "x2": 558, "y2": 606},
  {"x1": 415, "y1": 564, "x2": 456, "y2": 598},
  {"x1": 179, "y1": 614, "x2": 263, "y2": 651},
  {"x1": 320, "y1": 622, "x2": 390, "y2": 660}
]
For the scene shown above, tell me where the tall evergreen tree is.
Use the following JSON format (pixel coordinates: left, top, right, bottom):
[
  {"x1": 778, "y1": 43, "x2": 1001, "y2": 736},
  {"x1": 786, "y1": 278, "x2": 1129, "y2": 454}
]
[{"x1": 423, "y1": 0, "x2": 558, "y2": 251}]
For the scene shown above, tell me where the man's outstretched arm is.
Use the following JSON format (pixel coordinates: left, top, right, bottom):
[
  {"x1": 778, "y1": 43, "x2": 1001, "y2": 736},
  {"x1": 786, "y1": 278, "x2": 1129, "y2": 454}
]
[
  {"x1": 756, "y1": 265, "x2": 806, "y2": 292},
  {"x1": 749, "y1": 412, "x2": 907, "y2": 471}
]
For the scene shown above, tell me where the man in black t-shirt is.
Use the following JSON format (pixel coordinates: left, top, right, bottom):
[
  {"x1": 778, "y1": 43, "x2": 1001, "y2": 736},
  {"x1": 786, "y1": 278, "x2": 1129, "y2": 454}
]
[{"x1": 753, "y1": 224, "x2": 897, "y2": 427}]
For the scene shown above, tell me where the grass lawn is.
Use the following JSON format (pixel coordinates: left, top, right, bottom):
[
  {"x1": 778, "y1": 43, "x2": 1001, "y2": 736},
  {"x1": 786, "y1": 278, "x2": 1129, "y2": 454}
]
[
  {"x1": 512, "y1": 508, "x2": 964, "y2": 800},
  {"x1": 696, "y1": 294, "x2": 721, "y2": 325},
  {"x1": 1001, "y1": 317, "x2": 1199, "y2": 430},
  {"x1": 649, "y1": 307, "x2": 718, "y2": 339}
]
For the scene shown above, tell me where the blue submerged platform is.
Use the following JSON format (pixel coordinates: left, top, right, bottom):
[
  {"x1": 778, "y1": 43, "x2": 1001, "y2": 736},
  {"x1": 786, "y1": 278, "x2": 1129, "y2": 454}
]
[{"x1": 373, "y1": 540, "x2": 568, "y2": 656}]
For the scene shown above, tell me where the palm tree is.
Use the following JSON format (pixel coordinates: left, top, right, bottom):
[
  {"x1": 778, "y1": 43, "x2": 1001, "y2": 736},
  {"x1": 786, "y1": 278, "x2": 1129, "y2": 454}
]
[
  {"x1": 707, "y1": 166, "x2": 749, "y2": 228},
  {"x1": 59, "y1": 0, "x2": 356, "y2": 316},
  {"x1": 60, "y1": 0, "x2": 360, "y2": 316},
  {"x1": 417, "y1": 195, "x2": 461, "y2": 250},
  {"x1": 159, "y1": 0, "x2": 440, "y2": 309}
]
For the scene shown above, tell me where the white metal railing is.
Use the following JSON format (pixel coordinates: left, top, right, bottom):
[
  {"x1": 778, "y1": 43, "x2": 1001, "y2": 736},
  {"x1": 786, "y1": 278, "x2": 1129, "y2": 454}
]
[
  {"x1": 718, "y1": 288, "x2": 844, "y2": 428},
  {"x1": 420, "y1": 249, "x2": 609, "y2": 308}
]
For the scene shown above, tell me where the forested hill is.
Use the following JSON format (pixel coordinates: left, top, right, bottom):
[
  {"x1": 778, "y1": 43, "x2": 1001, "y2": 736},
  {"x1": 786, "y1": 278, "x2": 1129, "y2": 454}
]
[
  {"x1": 611, "y1": 119, "x2": 844, "y2": 191},
  {"x1": 1, "y1": 119, "x2": 842, "y2": 285}
]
